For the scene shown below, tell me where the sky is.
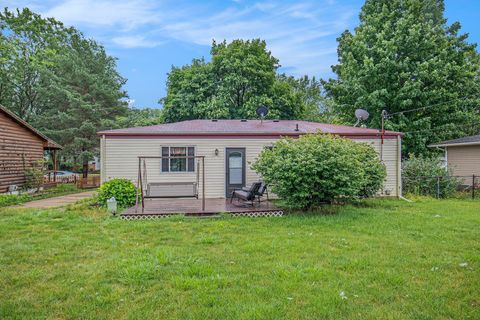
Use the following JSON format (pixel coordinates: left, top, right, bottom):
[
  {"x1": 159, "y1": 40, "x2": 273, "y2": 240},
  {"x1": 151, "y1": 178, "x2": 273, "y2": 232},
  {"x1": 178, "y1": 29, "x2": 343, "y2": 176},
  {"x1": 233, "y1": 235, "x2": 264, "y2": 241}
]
[{"x1": 2, "y1": 0, "x2": 480, "y2": 108}]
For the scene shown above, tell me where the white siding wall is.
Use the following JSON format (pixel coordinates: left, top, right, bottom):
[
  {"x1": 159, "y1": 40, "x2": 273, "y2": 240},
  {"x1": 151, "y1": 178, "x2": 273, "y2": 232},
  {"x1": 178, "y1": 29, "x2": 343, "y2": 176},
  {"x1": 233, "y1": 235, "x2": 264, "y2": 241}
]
[{"x1": 102, "y1": 137, "x2": 400, "y2": 198}]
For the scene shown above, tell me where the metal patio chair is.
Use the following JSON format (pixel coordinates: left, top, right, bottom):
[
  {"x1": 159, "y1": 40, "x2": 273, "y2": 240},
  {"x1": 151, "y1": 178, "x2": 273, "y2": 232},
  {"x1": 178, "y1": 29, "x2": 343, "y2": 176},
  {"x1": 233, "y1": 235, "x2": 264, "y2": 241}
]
[{"x1": 230, "y1": 182, "x2": 262, "y2": 206}]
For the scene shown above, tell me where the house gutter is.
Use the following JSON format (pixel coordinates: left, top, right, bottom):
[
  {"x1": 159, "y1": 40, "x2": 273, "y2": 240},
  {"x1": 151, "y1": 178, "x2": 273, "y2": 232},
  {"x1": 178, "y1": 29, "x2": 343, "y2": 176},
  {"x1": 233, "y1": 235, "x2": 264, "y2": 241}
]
[
  {"x1": 96, "y1": 132, "x2": 402, "y2": 139},
  {"x1": 428, "y1": 141, "x2": 480, "y2": 148}
]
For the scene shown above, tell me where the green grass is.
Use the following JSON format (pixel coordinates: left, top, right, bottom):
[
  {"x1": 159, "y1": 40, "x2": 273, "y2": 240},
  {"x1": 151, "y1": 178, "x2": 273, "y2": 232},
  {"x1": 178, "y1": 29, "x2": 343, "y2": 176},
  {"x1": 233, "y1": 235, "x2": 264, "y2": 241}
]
[
  {"x1": 0, "y1": 198, "x2": 479, "y2": 319},
  {"x1": 0, "y1": 184, "x2": 88, "y2": 207}
]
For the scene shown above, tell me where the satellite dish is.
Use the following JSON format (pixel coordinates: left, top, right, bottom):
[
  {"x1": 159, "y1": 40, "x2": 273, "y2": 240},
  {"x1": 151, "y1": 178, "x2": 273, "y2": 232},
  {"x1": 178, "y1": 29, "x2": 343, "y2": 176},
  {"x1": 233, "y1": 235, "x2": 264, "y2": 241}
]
[
  {"x1": 354, "y1": 109, "x2": 369, "y2": 127},
  {"x1": 355, "y1": 109, "x2": 369, "y2": 121},
  {"x1": 256, "y1": 106, "x2": 269, "y2": 118}
]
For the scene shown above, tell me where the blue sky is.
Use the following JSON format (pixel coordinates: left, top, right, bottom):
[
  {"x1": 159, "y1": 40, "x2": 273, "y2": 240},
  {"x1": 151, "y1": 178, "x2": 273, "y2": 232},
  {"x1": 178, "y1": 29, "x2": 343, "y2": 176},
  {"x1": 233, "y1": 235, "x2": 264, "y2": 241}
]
[{"x1": 2, "y1": 0, "x2": 480, "y2": 108}]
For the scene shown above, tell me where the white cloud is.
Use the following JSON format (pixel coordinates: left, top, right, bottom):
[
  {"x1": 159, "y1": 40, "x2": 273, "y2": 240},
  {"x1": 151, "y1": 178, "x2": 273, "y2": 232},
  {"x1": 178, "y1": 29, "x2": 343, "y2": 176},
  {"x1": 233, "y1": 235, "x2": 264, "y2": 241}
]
[
  {"x1": 112, "y1": 35, "x2": 163, "y2": 48},
  {"x1": 158, "y1": 1, "x2": 356, "y2": 75},
  {"x1": 7, "y1": 0, "x2": 358, "y2": 76},
  {"x1": 43, "y1": 0, "x2": 161, "y2": 30}
]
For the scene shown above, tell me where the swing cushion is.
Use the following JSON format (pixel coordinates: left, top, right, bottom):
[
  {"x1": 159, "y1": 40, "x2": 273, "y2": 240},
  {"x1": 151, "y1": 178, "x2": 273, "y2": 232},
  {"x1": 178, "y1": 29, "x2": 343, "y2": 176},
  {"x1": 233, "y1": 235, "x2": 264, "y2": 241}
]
[{"x1": 146, "y1": 182, "x2": 198, "y2": 198}]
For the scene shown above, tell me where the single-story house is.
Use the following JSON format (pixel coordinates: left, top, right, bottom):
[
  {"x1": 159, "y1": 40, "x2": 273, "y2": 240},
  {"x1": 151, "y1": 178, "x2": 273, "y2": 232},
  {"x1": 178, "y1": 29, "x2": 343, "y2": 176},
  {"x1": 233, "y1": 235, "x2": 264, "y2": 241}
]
[
  {"x1": 0, "y1": 105, "x2": 62, "y2": 193},
  {"x1": 97, "y1": 120, "x2": 403, "y2": 198},
  {"x1": 429, "y1": 134, "x2": 480, "y2": 185}
]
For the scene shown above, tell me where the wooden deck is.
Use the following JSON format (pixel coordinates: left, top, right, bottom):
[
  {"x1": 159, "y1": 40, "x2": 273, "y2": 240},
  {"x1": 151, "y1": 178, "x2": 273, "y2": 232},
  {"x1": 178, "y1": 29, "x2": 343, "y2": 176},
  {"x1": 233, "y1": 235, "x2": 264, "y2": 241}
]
[{"x1": 121, "y1": 198, "x2": 283, "y2": 219}]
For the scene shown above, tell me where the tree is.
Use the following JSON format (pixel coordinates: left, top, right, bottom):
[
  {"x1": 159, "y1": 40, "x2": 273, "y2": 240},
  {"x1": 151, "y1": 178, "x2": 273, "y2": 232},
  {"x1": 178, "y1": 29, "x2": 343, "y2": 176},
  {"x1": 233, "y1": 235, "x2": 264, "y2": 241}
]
[
  {"x1": 116, "y1": 107, "x2": 163, "y2": 128},
  {"x1": 324, "y1": 0, "x2": 480, "y2": 155},
  {"x1": 35, "y1": 34, "x2": 127, "y2": 177},
  {"x1": 277, "y1": 74, "x2": 343, "y2": 123},
  {"x1": 1, "y1": 8, "x2": 128, "y2": 176},
  {"x1": 210, "y1": 39, "x2": 279, "y2": 118},
  {"x1": 161, "y1": 58, "x2": 218, "y2": 122},
  {"x1": 161, "y1": 39, "x2": 305, "y2": 121},
  {"x1": 0, "y1": 8, "x2": 71, "y2": 121}
]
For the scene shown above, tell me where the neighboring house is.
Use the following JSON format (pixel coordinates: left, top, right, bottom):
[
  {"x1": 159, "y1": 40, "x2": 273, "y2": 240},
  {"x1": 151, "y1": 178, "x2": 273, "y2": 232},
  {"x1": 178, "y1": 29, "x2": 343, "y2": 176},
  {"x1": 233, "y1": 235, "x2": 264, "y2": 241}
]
[
  {"x1": 0, "y1": 105, "x2": 62, "y2": 193},
  {"x1": 97, "y1": 120, "x2": 403, "y2": 198},
  {"x1": 429, "y1": 134, "x2": 480, "y2": 185}
]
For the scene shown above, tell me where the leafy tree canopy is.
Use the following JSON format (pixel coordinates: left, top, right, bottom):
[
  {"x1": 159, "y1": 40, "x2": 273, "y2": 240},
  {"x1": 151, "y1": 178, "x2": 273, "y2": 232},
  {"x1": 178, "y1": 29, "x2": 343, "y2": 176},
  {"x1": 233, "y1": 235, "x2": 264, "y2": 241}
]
[
  {"x1": 162, "y1": 39, "x2": 315, "y2": 122},
  {"x1": 277, "y1": 74, "x2": 344, "y2": 124},
  {"x1": 324, "y1": 0, "x2": 480, "y2": 155},
  {"x1": 114, "y1": 107, "x2": 163, "y2": 128},
  {"x1": 0, "y1": 8, "x2": 128, "y2": 175}
]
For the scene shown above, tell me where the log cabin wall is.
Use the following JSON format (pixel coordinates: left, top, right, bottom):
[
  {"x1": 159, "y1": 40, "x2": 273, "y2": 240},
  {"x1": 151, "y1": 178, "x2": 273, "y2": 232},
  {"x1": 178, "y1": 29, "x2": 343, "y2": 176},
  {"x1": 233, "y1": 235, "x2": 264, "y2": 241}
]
[{"x1": 0, "y1": 110, "x2": 45, "y2": 193}]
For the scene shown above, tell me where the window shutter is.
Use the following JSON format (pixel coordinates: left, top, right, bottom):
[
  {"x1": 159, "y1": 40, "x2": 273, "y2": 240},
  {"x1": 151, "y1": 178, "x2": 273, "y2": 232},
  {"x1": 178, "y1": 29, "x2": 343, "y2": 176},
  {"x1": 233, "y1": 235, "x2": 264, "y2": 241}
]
[
  {"x1": 187, "y1": 147, "x2": 195, "y2": 172},
  {"x1": 161, "y1": 147, "x2": 169, "y2": 172}
]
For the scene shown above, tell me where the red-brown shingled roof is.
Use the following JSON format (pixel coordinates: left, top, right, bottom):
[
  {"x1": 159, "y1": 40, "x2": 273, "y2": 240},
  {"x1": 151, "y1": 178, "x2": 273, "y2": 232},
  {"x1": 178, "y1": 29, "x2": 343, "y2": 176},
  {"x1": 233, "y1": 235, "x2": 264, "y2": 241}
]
[
  {"x1": 0, "y1": 104, "x2": 62, "y2": 150},
  {"x1": 97, "y1": 119, "x2": 402, "y2": 138}
]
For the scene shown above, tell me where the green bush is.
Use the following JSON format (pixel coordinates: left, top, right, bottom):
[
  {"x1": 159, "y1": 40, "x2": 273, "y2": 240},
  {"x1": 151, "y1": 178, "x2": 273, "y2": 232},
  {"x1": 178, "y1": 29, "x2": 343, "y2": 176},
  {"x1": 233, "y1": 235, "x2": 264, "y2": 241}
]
[
  {"x1": 0, "y1": 194, "x2": 31, "y2": 207},
  {"x1": 97, "y1": 178, "x2": 137, "y2": 208},
  {"x1": 252, "y1": 134, "x2": 386, "y2": 209},
  {"x1": 402, "y1": 154, "x2": 459, "y2": 198},
  {"x1": 24, "y1": 160, "x2": 44, "y2": 190}
]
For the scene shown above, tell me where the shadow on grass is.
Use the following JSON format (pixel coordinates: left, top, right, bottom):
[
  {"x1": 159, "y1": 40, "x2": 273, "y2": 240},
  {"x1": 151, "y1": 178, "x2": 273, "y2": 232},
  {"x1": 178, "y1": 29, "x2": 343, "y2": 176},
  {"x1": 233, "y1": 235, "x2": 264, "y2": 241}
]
[{"x1": 276, "y1": 196, "x2": 415, "y2": 217}]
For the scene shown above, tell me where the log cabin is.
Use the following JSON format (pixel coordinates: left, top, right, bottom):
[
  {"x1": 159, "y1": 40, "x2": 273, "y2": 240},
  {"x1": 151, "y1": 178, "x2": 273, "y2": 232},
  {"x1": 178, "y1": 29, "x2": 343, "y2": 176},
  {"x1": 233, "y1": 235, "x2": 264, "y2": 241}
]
[{"x1": 0, "y1": 105, "x2": 62, "y2": 193}]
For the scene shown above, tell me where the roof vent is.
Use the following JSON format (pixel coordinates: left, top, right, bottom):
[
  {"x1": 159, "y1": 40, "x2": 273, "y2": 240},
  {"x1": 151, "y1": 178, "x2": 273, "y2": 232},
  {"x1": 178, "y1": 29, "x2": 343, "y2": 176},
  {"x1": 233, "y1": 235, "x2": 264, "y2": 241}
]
[
  {"x1": 240, "y1": 119, "x2": 247, "y2": 122},
  {"x1": 273, "y1": 120, "x2": 279, "y2": 122},
  {"x1": 211, "y1": 119, "x2": 218, "y2": 122}
]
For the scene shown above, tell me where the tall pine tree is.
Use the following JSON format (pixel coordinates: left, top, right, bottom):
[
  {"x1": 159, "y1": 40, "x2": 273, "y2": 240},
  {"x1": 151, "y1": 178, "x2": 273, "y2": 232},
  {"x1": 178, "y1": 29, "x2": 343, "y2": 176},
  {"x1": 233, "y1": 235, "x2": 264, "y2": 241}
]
[
  {"x1": 325, "y1": 0, "x2": 480, "y2": 155},
  {"x1": 1, "y1": 8, "x2": 127, "y2": 175}
]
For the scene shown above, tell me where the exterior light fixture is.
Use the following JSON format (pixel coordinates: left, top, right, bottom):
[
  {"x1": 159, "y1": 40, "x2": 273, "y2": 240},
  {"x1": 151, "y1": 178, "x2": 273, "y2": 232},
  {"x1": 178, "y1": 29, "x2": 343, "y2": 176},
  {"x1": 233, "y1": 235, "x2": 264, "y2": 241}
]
[{"x1": 215, "y1": 148, "x2": 219, "y2": 156}]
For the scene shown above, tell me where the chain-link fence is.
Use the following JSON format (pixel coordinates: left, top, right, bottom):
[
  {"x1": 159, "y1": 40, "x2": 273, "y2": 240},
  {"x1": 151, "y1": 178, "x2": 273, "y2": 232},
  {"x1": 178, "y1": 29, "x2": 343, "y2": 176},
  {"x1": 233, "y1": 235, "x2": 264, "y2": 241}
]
[{"x1": 403, "y1": 175, "x2": 479, "y2": 199}]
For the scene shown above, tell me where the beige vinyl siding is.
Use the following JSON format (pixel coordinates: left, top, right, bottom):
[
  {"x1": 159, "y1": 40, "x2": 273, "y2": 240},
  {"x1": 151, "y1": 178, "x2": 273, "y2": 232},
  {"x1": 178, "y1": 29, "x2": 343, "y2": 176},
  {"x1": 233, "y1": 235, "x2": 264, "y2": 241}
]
[
  {"x1": 102, "y1": 137, "x2": 400, "y2": 198},
  {"x1": 353, "y1": 138, "x2": 400, "y2": 196},
  {"x1": 446, "y1": 145, "x2": 480, "y2": 183}
]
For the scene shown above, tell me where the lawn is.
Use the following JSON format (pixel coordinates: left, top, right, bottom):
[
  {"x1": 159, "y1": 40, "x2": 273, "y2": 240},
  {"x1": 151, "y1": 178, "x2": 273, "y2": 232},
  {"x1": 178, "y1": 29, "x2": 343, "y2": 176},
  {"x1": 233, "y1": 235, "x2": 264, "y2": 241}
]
[{"x1": 0, "y1": 198, "x2": 479, "y2": 319}]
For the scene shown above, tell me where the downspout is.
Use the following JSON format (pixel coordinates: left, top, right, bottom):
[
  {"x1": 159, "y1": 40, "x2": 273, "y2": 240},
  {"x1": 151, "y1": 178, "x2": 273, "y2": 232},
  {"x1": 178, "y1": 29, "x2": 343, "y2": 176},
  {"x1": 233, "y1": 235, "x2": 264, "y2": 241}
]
[
  {"x1": 444, "y1": 147, "x2": 448, "y2": 170},
  {"x1": 397, "y1": 134, "x2": 412, "y2": 202},
  {"x1": 100, "y1": 135, "x2": 106, "y2": 184},
  {"x1": 396, "y1": 135, "x2": 401, "y2": 197}
]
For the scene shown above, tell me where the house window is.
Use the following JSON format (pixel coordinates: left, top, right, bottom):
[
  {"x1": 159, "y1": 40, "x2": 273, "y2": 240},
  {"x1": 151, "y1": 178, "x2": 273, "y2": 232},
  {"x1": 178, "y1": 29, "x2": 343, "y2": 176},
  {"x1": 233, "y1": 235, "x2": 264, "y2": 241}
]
[{"x1": 161, "y1": 146, "x2": 195, "y2": 172}]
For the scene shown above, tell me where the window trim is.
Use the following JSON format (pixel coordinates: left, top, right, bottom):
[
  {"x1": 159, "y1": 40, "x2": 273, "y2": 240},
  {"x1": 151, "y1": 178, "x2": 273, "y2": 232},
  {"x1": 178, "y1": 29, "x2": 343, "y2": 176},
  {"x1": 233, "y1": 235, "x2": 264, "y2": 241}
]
[{"x1": 161, "y1": 145, "x2": 196, "y2": 173}]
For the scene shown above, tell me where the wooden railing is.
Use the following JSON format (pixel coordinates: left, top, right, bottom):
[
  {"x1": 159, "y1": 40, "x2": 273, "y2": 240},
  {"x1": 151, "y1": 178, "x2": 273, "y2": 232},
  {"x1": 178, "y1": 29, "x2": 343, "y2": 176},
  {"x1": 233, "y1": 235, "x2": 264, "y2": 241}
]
[
  {"x1": 43, "y1": 172, "x2": 100, "y2": 189},
  {"x1": 44, "y1": 171, "x2": 78, "y2": 184},
  {"x1": 77, "y1": 175, "x2": 100, "y2": 189}
]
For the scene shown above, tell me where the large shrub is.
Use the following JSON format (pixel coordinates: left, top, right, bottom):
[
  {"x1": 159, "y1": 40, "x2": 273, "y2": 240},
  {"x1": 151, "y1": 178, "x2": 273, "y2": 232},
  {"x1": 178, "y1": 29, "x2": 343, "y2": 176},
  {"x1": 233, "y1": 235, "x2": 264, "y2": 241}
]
[
  {"x1": 24, "y1": 160, "x2": 44, "y2": 190},
  {"x1": 402, "y1": 154, "x2": 459, "y2": 198},
  {"x1": 252, "y1": 134, "x2": 386, "y2": 209},
  {"x1": 98, "y1": 178, "x2": 137, "y2": 208}
]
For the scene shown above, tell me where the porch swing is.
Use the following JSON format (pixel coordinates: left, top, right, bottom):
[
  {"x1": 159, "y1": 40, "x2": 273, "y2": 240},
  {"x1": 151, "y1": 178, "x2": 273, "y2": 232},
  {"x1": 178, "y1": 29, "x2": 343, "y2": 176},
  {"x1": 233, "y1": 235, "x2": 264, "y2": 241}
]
[{"x1": 135, "y1": 155, "x2": 206, "y2": 213}]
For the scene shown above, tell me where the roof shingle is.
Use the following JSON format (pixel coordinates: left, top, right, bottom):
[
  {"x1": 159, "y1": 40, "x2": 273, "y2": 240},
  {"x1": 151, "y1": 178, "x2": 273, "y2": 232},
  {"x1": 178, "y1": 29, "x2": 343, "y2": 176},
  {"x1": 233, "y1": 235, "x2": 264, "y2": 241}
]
[
  {"x1": 0, "y1": 105, "x2": 62, "y2": 149},
  {"x1": 97, "y1": 119, "x2": 402, "y2": 138},
  {"x1": 429, "y1": 134, "x2": 480, "y2": 147}
]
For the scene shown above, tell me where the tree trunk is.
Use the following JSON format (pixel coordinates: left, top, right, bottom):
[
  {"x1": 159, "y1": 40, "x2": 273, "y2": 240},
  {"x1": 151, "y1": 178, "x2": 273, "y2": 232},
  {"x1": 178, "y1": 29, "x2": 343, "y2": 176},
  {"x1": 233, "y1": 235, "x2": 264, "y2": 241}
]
[{"x1": 82, "y1": 158, "x2": 89, "y2": 178}]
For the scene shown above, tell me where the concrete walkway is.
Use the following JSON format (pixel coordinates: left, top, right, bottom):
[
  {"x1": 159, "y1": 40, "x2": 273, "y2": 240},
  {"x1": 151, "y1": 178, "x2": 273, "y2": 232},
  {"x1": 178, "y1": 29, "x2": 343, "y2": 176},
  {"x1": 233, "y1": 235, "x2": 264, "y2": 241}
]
[{"x1": 16, "y1": 191, "x2": 96, "y2": 209}]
